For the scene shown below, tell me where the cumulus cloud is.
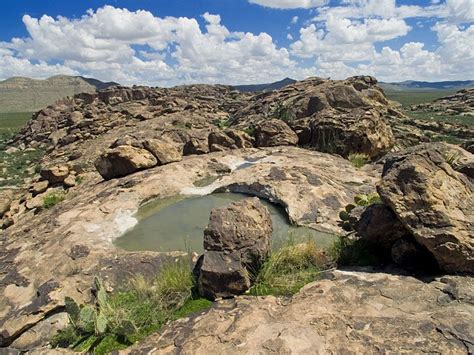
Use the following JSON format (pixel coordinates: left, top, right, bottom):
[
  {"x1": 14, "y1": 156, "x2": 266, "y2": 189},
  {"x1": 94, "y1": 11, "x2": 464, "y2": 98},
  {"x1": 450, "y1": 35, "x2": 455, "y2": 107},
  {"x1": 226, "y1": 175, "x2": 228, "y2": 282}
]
[
  {"x1": 248, "y1": 0, "x2": 328, "y2": 9},
  {"x1": 1, "y1": 6, "x2": 295, "y2": 85},
  {"x1": 0, "y1": 3, "x2": 473, "y2": 85}
]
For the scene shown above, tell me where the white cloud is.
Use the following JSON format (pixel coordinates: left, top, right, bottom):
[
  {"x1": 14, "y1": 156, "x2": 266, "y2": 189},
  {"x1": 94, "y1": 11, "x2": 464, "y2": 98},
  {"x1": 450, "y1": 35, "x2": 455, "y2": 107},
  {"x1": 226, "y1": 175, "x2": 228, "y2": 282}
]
[
  {"x1": 1, "y1": 6, "x2": 296, "y2": 85},
  {"x1": 0, "y1": 3, "x2": 473, "y2": 85},
  {"x1": 248, "y1": 0, "x2": 328, "y2": 9}
]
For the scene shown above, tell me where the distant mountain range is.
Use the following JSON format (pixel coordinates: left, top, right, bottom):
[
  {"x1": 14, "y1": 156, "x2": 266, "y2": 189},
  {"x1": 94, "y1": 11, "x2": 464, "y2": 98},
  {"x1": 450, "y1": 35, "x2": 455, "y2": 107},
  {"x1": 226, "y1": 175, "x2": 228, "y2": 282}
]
[
  {"x1": 379, "y1": 80, "x2": 474, "y2": 91},
  {"x1": 0, "y1": 75, "x2": 118, "y2": 113},
  {"x1": 232, "y1": 77, "x2": 296, "y2": 92}
]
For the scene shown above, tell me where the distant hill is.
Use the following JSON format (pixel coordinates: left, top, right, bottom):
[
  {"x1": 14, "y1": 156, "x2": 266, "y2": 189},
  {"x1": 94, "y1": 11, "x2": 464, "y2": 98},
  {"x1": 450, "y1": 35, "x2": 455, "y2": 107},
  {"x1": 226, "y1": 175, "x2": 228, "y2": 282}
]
[
  {"x1": 0, "y1": 75, "x2": 118, "y2": 113},
  {"x1": 232, "y1": 77, "x2": 296, "y2": 93},
  {"x1": 380, "y1": 80, "x2": 474, "y2": 92}
]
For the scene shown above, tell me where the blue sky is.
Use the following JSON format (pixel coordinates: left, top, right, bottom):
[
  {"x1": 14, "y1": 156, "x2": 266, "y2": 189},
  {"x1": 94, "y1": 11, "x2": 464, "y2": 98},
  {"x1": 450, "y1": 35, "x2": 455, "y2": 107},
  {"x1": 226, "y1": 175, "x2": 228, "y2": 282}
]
[{"x1": 0, "y1": 0, "x2": 473, "y2": 85}]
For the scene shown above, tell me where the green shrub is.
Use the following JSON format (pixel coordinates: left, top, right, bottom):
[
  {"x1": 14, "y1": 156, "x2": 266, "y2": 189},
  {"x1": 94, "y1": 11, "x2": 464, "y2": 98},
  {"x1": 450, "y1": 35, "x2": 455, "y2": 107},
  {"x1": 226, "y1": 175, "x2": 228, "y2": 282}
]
[
  {"x1": 348, "y1": 153, "x2": 370, "y2": 168},
  {"x1": 353, "y1": 193, "x2": 381, "y2": 207},
  {"x1": 250, "y1": 240, "x2": 329, "y2": 296},
  {"x1": 43, "y1": 192, "x2": 66, "y2": 208},
  {"x1": 52, "y1": 261, "x2": 211, "y2": 354},
  {"x1": 243, "y1": 126, "x2": 255, "y2": 137},
  {"x1": 271, "y1": 103, "x2": 296, "y2": 124},
  {"x1": 213, "y1": 118, "x2": 231, "y2": 129}
]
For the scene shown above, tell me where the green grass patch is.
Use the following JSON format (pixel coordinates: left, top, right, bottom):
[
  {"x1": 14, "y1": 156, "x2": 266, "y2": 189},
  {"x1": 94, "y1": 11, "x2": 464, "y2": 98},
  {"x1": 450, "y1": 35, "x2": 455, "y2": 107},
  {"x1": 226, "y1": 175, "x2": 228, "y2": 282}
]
[
  {"x1": 384, "y1": 89, "x2": 457, "y2": 107},
  {"x1": 43, "y1": 192, "x2": 66, "y2": 209},
  {"x1": 0, "y1": 112, "x2": 33, "y2": 132},
  {"x1": 404, "y1": 110, "x2": 473, "y2": 127},
  {"x1": 250, "y1": 240, "x2": 330, "y2": 297},
  {"x1": 271, "y1": 102, "x2": 296, "y2": 124},
  {"x1": 348, "y1": 153, "x2": 370, "y2": 168},
  {"x1": 51, "y1": 261, "x2": 212, "y2": 354}
]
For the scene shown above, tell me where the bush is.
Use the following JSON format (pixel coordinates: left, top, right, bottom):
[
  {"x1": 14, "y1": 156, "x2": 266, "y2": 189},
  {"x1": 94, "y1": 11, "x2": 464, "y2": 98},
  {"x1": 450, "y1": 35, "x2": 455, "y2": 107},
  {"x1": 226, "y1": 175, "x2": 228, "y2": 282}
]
[
  {"x1": 271, "y1": 103, "x2": 296, "y2": 124},
  {"x1": 353, "y1": 193, "x2": 381, "y2": 207},
  {"x1": 43, "y1": 191, "x2": 66, "y2": 208},
  {"x1": 348, "y1": 153, "x2": 370, "y2": 168},
  {"x1": 250, "y1": 240, "x2": 330, "y2": 296},
  {"x1": 52, "y1": 261, "x2": 211, "y2": 354}
]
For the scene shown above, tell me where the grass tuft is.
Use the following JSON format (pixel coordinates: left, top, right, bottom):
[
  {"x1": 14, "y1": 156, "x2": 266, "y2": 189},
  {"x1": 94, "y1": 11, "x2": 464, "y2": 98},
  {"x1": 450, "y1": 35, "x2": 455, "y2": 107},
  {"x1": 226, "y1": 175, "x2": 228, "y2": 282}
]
[
  {"x1": 348, "y1": 153, "x2": 370, "y2": 168},
  {"x1": 250, "y1": 240, "x2": 330, "y2": 296},
  {"x1": 51, "y1": 260, "x2": 211, "y2": 354},
  {"x1": 43, "y1": 191, "x2": 66, "y2": 209}
]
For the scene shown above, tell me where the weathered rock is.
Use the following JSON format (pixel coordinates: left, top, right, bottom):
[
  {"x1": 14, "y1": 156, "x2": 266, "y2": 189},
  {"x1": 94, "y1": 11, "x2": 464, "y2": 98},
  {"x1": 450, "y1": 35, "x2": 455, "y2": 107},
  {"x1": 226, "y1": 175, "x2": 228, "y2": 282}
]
[
  {"x1": 183, "y1": 137, "x2": 209, "y2": 155},
  {"x1": 0, "y1": 192, "x2": 12, "y2": 218},
  {"x1": 63, "y1": 175, "x2": 76, "y2": 188},
  {"x1": 68, "y1": 111, "x2": 83, "y2": 125},
  {"x1": 30, "y1": 181, "x2": 49, "y2": 196},
  {"x1": 356, "y1": 203, "x2": 409, "y2": 249},
  {"x1": 142, "y1": 139, "x2": 182, "y2": 165},
  {"x1": 94, "y1": 146, "x2": 158, "y2": 180},
  {"x1": 255, "y1": 119, "x2": 298, "y2": 147},
  {"x1": 233, "y1": 76, "x2": 396, "y2": 157},
  {"x1": 195, "y1": 198, "x2": 272, "y2": 300},
  {"x1": 378, "y1": 143, "x2": 474, "y2": 273},
  {"x1": 40, "y1": 166, "x2": 69, "y2": 184},
  {"x1": 208, "y1": 129, "x2": 254, "y2": 152},
  {"x1": 126, "y1": 270, "x2": 474, "y2": 354},
  {"x1": 391, "y1": 237, "x2": 438, "y2": 270},
  {"x1": 412, "y1": 88, "x2": 474, "y2": 117}
]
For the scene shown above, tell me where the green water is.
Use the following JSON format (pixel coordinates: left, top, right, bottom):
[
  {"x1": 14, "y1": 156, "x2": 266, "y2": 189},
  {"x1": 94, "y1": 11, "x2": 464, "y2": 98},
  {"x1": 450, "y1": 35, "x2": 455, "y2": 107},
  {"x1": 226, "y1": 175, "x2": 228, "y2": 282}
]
[{"x1": 115, "y1": 193, "x2": 336, "y2": 253}]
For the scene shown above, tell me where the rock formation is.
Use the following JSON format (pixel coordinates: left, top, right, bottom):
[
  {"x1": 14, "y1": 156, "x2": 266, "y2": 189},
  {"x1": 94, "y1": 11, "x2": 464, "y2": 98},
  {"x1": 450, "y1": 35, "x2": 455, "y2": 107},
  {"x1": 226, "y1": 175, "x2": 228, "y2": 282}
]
[
  {"x1": 411, "y1": 88, "x2": 474, "y2": 116},
  {"x1": 194, "y1": 198, "x2": 272, "y2": 300},
  {"x1": 377, "y1": 143, "x2": 474, "y2": 273},
  {"x1": 127, "y1": 270, "x2": 474, "y2": 354}
]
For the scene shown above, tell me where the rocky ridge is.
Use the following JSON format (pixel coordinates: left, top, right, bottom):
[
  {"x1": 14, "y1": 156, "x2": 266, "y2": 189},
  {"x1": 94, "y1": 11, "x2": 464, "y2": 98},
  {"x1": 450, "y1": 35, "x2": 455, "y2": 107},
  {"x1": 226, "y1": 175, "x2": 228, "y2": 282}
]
[{"x1": 411, "y1": 88, "x2": 474, "y2": 116}]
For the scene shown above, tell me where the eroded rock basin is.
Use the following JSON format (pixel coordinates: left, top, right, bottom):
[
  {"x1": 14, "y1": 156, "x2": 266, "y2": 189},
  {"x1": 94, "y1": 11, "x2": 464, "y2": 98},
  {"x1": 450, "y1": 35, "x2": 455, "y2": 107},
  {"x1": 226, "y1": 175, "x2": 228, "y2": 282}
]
[{"x1": 115, "y1": 193, "x2": 336, "y2": 253}]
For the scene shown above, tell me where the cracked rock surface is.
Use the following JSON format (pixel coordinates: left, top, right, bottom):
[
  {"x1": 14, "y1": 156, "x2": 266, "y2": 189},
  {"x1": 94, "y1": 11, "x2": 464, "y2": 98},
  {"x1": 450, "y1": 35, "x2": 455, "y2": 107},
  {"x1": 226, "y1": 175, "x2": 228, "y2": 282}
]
[{"x1": 125, "y1": 269, "x2": 474, "y2": 354}]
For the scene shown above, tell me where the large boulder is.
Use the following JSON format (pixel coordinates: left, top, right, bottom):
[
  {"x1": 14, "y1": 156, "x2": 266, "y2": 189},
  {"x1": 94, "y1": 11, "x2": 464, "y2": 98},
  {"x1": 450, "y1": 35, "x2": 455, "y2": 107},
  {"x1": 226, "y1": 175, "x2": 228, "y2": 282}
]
[
  {"x1": 183, "y1": 137, "x2": 209, "y2": 155},
  {"x1": 142, "y1": 138, "x2": 182, "y2": 165},
  {"x1": 40, "y1": 165, "x2": 70, "y2": 184},
  {"x1": 208, "y1": 129, "x2": 254, "y2": 152},
  {"x1": 233, "y1": 76, "x2": 397, "y2": 157},
  {"x1": 378, "y1": 143, "x2": 474, "y2": 273},
  {"x1": 255, "y1": 119, "x2": 298, "y2": 147},
  {"x1": 194, "y1": 198, "x2": 272, "y2": 300},
  {"x1": 95, "y1": 145, "x2": 157, "y2": 180}
]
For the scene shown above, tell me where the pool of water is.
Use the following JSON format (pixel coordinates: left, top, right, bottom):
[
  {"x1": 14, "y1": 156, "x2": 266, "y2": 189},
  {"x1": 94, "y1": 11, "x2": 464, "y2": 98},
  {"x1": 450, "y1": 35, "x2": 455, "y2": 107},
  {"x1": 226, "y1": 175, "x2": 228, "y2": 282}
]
[{"x1": 115, "y1": 193, "x2": 336, "y2": 252}]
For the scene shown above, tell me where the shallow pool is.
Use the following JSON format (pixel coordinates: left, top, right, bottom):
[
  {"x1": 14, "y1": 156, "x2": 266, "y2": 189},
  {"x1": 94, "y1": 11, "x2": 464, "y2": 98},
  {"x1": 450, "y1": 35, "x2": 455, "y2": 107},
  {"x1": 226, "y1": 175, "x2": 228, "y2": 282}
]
[{"x1": 115, "y1": 193, "x2": 335, "y2": 252}]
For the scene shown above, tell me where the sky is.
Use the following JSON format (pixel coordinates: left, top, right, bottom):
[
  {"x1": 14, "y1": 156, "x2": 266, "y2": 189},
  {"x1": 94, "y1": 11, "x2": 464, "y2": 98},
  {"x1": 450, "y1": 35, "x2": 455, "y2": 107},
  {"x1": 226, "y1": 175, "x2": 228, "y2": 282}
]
[{"x1": 0, "y1": 0, "x2": 473, "y2": 86}]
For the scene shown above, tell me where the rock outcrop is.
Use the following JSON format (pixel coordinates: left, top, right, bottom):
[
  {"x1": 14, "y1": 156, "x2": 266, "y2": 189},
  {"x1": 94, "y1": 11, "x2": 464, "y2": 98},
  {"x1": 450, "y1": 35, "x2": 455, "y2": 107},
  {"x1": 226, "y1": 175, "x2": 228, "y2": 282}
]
[
  {"x1": 94, "y1": 145, "x2": 158, "y2": 180},
  {"x1": 254, "y1": 119, "x2": 299, "y2": 147},
  {"x1": 127, "y1": 270, "x2": 474, "y2": 354},
  {"x1": 142, "y1": 139, "x2": 182, "y2": 165},
  {"x1": 194, "y1": 198, "x2": 272, "y2": 300},
  {"x1": 411, "y1": 88, "x2": 474, "y2": 116},
  {"x1": 233, "y1": 76, "x2": 397, "y2": 158},
  {"x1": 378, "y1": 143, "x2": 474, "y2": 273}
]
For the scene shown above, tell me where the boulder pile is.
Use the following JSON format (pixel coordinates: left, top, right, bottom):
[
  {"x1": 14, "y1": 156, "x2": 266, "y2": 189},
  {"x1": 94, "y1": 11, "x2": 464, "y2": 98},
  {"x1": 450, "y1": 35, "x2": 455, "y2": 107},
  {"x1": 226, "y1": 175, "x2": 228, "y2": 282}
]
[{"x1": 194, "y1": 198, "x2": 272, "y2": 299}]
